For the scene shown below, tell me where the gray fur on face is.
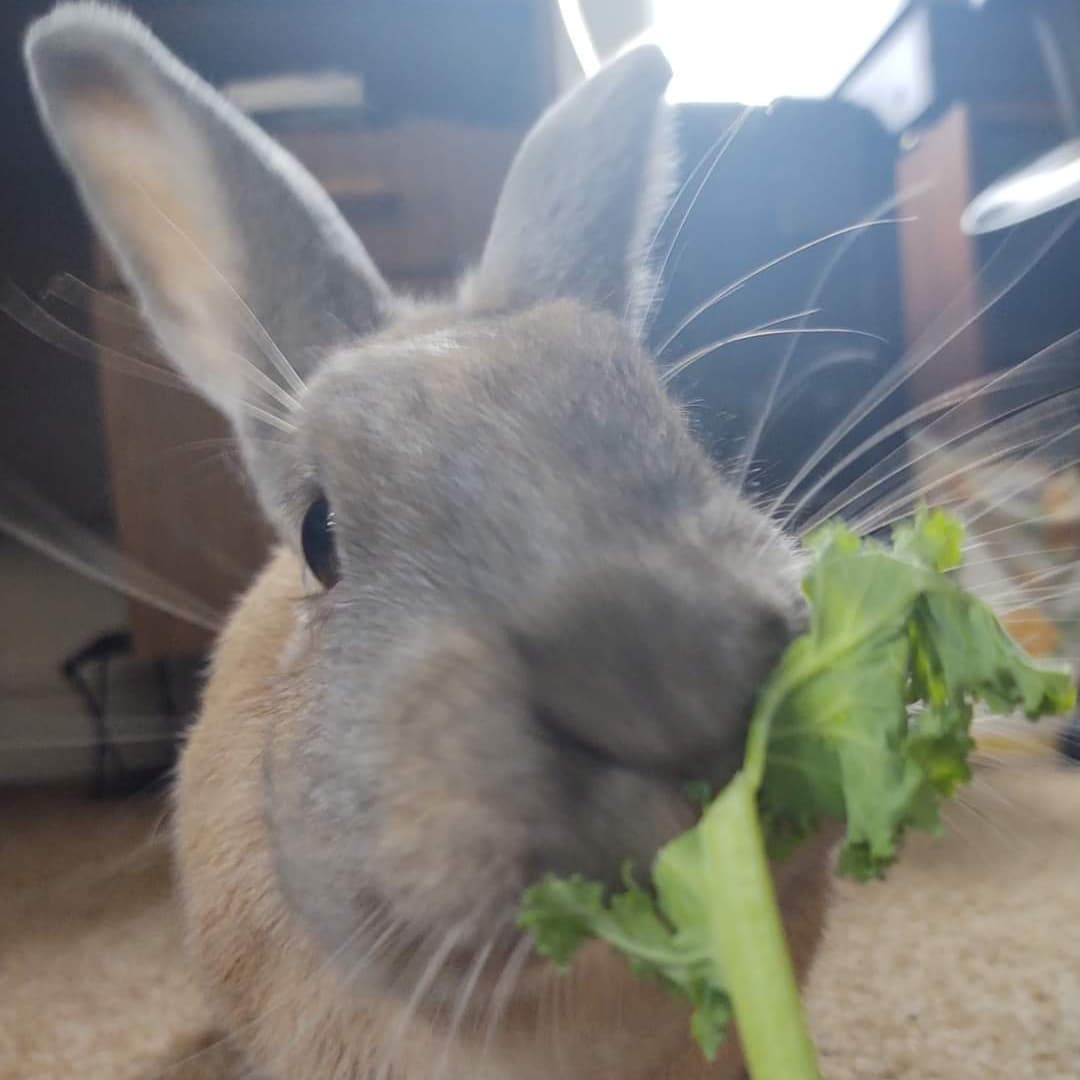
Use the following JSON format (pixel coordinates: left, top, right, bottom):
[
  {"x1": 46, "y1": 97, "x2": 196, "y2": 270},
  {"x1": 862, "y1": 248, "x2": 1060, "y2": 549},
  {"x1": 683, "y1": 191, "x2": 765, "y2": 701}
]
[
  {"x1": 25, "y1": 3, "x2": 804, "y2": 994},
  {"x1": 267, "y1": 301, "x2": 803, "y2": 982}
]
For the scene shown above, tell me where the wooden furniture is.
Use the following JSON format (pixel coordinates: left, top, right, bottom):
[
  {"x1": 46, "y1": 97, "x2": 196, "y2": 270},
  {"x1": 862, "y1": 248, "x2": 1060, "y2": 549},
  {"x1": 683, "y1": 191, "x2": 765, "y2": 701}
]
[
  {"x1": 837, "y1": 0, "x2": 1072, "y2": 402},
  {"x1": 92, "y1": 2, "x2": 556, "y2": 658}
]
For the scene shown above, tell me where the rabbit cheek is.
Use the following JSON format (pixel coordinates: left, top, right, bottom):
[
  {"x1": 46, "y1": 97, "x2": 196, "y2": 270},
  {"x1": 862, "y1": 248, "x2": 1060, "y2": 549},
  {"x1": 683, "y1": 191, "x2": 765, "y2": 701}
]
[
  {"x1": 260, "y1": 629, "x2": 544, "y2": 989},
  {"x1": 373, "y1": 634, "x2": 542, "y2": 937}
]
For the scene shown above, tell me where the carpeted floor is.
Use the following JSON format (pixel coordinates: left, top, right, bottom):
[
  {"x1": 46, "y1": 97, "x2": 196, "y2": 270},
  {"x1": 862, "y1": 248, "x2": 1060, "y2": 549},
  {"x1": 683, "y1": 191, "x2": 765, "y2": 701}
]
[{"x1": 2, "y1": 755, "x2": 1078, "y2": 1080}]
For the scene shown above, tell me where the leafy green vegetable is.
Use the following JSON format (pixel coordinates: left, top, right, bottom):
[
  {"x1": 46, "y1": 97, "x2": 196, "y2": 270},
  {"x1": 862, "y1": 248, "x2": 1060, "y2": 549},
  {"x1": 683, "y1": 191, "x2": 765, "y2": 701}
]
[{"x1": 518, "y1": 508, "x2": 1074, "y2": 1079}]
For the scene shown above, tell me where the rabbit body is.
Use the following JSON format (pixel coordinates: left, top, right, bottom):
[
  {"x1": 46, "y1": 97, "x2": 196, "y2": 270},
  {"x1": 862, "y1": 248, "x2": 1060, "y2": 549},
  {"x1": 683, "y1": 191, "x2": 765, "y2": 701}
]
[{"x1": 25, "y1": 6, "x2": 834, "y2": 1077}]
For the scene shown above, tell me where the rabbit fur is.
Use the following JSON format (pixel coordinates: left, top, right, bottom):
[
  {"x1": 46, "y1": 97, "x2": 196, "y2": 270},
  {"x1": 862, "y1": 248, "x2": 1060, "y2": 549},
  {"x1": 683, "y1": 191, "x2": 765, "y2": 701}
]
[{"x1": 25, "y1": 5, "x2": 834, "y2": 1077}]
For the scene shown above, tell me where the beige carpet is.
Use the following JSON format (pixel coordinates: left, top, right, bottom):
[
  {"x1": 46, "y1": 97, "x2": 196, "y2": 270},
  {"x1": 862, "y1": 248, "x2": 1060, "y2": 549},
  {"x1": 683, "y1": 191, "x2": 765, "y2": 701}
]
[{"x1": 2, "y1": 756, "x2": 1078, "y2": 1080}]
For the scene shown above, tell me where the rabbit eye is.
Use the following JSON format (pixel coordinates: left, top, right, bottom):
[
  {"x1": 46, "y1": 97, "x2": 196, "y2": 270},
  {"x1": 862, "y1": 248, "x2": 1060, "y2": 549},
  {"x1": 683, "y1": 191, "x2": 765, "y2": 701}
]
[{"x1": 301, "y1": 494, "x2": 340, "y2": 589}]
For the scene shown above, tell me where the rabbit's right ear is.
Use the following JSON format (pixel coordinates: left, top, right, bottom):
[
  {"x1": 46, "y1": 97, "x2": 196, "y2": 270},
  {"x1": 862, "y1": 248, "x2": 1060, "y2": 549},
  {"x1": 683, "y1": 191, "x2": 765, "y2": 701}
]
[
  {"x1": 461, "y1": 45, "x2": 675, "y2": 336},
  {"x1": 24, "y1": 4, "x2": 390, "y2": 443}
]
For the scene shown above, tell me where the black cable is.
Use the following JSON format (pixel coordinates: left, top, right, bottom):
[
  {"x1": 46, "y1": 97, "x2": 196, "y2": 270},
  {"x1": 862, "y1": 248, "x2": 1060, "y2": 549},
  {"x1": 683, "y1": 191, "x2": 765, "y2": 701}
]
[{"x1": 59, "y1": 630, "x2": 133, "y2": 796}]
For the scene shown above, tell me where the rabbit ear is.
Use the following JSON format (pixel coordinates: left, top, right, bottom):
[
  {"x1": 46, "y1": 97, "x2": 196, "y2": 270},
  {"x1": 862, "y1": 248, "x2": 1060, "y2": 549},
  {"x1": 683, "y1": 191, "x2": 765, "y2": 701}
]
[
  {"x1": 24, "y1": 3, "x2": 391, "y2": 434},
  {"x1": 460, "y1": 45, "x2": 675, "y2": 335}
]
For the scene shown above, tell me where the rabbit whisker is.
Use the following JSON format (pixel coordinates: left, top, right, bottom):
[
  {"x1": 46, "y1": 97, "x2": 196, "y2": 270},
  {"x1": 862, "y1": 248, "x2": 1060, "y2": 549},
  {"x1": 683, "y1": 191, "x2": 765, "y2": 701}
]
[
  {"x1": 777, "y1": 361, "x2": 1023, "y2": 532},
  {"x1": 959, "y1": 544, "x2": 1080, "y2": 565},
  {"x1": 152, "y1": 903, "x2": 396, "y2": 1079},
  {"x1": 432, "y1": 933, "x2": 499, "y2": 1080},
  {"x1": 131, "y1": 179, "x2": 308, "y2": 397},
  {"x1": 39, "y1": 273, "x2": 301, "y2": 422},
  {"x1": 639, "y1": 107, "x2": 755, "y2": 335},
  {"x1": 3, "y1": 825, "x2": 171, "y2": 924},
  {"x1": 0, "y1": 466, "x2": 222, "y2": 631},
  {"x1": 659, "y1": 304, "x2": 821, "y2": 385},
  {"x1": 771, "y1": 211, "x2": 1076, "y2": 526},
  {"x1": 374, "y1": 920, "x2": 469, "y2": 1080},
  {"x1": 2, "y1": 280, "x2": 194, "y2": 393},
  {"x1": 545, "y1": 947, "x2": 571, "y2": 1077},
  {"x1": 661, "y1": 326, "x2": 885, "y2": 387},
  {"x1": 479, "y1": 932, "x2": 534, "y2": 1066},
  {"x1": 993, "y1": 582, "x2": 1080, "y2": 612},
  {"x1": 3, "y1": 279, "x2": 302, "y2": 422},
  {"x1": 964, "y1": 452, "x2": 1080, "y2": 534},
  {"x1": 848, "y1": 424, "x2": 1080, "y2": 538},
  {"x1": 657, "y1": 215, "x2": 911, "y2": 358},
  {"x1": 731, "y1": 186, "x2": 923, "y2": 500},
  {"x1": 767, "y1": 347, "x2": 882, "y2": 419}
]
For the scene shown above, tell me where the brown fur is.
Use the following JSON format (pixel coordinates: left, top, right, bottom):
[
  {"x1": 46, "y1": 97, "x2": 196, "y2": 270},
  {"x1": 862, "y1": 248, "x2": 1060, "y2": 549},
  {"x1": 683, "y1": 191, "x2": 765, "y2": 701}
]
[{"x1": 176, "y1": 548, "x2": 832, "y2": 1080}]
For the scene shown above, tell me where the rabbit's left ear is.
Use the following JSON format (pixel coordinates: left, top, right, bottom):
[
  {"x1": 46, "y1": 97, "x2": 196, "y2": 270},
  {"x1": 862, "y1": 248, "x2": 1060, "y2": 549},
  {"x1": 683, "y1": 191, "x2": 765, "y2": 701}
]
[
  {"x1": 24, "y1": 3, "x2": 392, "y2": 434},
  {"x1": 460, "y1": 45, "x2": 675, "y2": 336}
]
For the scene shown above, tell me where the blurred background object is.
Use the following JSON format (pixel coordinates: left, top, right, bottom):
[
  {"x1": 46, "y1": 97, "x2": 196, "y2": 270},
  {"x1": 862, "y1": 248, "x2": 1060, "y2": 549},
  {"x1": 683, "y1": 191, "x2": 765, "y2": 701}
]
[{"x1": 962, "y1": 0, "x2": 1080, "y2": 234}]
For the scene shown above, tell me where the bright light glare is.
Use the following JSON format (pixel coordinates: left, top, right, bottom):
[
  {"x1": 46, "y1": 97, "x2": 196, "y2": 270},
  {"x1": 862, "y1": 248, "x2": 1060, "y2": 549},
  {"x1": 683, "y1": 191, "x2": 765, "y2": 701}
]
[{"x1": 653, "y1": 1, "x2": 906, "y2": 105}]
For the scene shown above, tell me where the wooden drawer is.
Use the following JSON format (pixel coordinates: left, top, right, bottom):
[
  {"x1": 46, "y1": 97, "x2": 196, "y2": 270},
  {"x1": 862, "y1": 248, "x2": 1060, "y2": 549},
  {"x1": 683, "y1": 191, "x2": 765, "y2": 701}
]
[{"x1": 280, "y1": 123, "x2": 522, "y2": 281}]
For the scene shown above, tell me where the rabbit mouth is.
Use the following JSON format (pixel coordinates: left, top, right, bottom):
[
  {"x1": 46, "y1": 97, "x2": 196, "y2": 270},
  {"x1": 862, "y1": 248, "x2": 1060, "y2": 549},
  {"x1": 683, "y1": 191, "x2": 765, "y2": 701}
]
[
  {"x1": 361, "y1": 816, "x2": 842, "y2": 1019},
  {"x1": 303, "y1": 885, "x2": 542, "y2": 1011}
]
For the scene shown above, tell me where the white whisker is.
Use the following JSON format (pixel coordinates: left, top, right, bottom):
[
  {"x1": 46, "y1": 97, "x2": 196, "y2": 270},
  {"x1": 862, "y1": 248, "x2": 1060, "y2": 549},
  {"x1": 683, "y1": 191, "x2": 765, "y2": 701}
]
[
  {"x1": 769, "y1": 348, "x2": 882, "y2": 419},
  {"x1": 640, "y1": 107, "x2": 755, "y2": 334},
  {"x1": 480, "y1": 933, "x2": 534, "y2": 1066},
  {"x1": 1, "y1": 281, "x2": 299, "y2": 432},
  {"x1": 239, "y1": 402, "x2": 298, "y2": 435},
  {"x1": 5, "y1": 821, "x2": 171, "y2": 924},
  {"x1": 773, "y1": 211, "x2": 1077, "y2": 524},
  {"x1": 3, "y1": 280, "x2": 193, "y2": 392},
  {"x1": 152, "y1": 905, "x2": 397, "y2": 1079},
  {"x1": 945, "y1": 793, "x2": 1027, "y2": 857},
  {"x1": 0, "y1": 466, "x2": 222, "y2": 632},
  {"x1": 44, "y1": 270, "x2": 143, "y2": 324},
  {"x1": 0, "y1": 731, "x2": 179, "y2": 752},
  {"x1": 660, "y1": 326, "x2": 884, "y2": 386},
  {"x1": 43, "y1": 272, "x2": 305, "y2": 415},
  {"x1": 963, "y1": 451, "x2": 1080, "y2": 534},
  {"x1": 132, "y1": 181, "x2": 308, "y2": 396},
  {"x1": 966, "y1": 513, "x2": 1072, "y2": 548},
  {"x1": 657, "y1": 216, "x2": 912, "y2": 357},
  {"x1": 991, "y1": 579, "x2": 1080, "y2": 612},
  {"x1": 374, "y1": 922, "x2": 467, "y2": 1080},
  {"x1": 847, "y1": 401, "x2": 1080, "y2": 537},
  {"x1": 958, "y1": 544, "x2": 1080, "y2": 569},
  {"x1": 788, "y1": 327, "x2": 1080, "y2": 533},
  {"x1": 433, "y1": 935, "x2": 498, "y2": 1080},
  {"x1": 547, "y1": 953, "x2": 570, "y2": 1077},
  {"x1": 732, "y1": 187, "x2": 926, "y2": 497}
]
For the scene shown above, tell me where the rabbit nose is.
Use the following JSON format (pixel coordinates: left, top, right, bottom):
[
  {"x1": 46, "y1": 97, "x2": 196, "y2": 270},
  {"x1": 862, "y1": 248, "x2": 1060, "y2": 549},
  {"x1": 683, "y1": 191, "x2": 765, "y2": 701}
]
[{"x1": 511, "y1": 560, "x2": 797, "y2": 777}]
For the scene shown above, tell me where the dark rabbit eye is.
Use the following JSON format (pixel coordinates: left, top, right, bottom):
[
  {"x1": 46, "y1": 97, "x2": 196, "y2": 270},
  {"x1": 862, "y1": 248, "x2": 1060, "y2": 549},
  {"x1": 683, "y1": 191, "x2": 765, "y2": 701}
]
[{"x1": 301, "y1": 494, "x2": 340, "y2": 589}]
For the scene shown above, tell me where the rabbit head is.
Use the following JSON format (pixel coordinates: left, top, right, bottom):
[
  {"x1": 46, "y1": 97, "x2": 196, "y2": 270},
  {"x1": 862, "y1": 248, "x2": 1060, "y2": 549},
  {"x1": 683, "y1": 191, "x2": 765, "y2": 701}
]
[{"x1": 26, "y1": 6, "x2": 826, "y2": 1077}]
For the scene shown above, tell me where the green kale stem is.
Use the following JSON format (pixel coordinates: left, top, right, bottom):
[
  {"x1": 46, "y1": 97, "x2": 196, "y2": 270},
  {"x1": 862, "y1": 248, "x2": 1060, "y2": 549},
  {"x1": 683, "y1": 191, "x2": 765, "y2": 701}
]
[
  {"x1": 743, "y1": 663, "x2": 797, "y2": 785},
  {"x1": 701, "y1": 769, "x2": 821, "y2": 1080},
  {"x1": 697, "y1": 640, "x2": 825, "y2": 1078}
]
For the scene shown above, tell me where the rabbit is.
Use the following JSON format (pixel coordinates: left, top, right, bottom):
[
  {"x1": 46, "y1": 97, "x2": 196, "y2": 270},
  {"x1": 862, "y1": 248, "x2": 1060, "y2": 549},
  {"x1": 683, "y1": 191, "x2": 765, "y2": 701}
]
[{"x1": 24, "y1": 5, "x2": 836, "y2": 1078}]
